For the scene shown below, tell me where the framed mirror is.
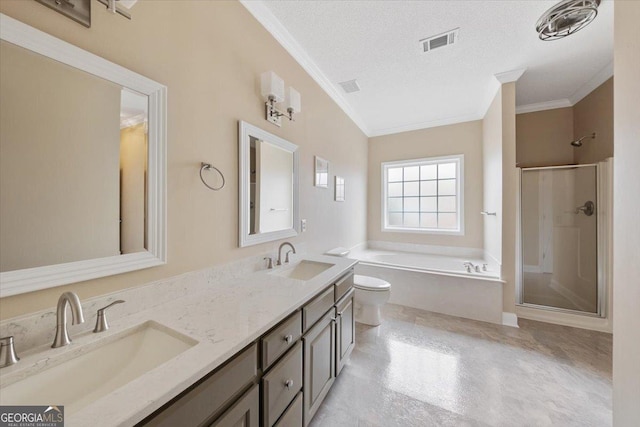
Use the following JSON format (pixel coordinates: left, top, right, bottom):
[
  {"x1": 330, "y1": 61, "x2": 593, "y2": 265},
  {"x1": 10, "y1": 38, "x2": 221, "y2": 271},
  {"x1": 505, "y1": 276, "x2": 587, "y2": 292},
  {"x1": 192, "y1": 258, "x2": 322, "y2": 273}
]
[
  {"x1": 0, "y1": 14, "x2": 167, "y2": 296},
  {"x1": 238, "y1": 121, "x2": 299, "y2": 247}
]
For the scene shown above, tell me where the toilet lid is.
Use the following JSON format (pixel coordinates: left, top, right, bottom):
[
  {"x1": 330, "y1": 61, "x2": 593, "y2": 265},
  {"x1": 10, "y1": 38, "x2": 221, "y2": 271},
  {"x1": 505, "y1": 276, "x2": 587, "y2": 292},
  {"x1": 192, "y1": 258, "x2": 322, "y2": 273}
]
[{"x1": 354, "y1": 275, "x2": 391, "y2": 291}]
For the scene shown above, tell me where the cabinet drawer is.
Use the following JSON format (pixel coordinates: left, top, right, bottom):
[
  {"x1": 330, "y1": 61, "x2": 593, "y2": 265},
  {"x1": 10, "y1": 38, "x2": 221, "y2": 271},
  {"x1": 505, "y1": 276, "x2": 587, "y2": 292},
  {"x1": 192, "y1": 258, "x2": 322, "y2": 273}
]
[
  {"x1": 262, "y1": 341, "x2": 303, "y2": 427},
  {"x1": 334, "y1": 270, "x2": 354, "y2": 302},
  {"x1": 143, "y1": 344, "x2": 258, "y2": 427},
  {"x1": 210, "y1": 383, "x2": 259, "y2": 427},
  {"x1": 302, "y1": 286, "x2": 334, "y2": 332},
  {"x1": 274, "y1": 391, "x2": 303, "y2": 427},
  {"x1": 261, "y1": 311, "x2": 302, "y2": 370}
]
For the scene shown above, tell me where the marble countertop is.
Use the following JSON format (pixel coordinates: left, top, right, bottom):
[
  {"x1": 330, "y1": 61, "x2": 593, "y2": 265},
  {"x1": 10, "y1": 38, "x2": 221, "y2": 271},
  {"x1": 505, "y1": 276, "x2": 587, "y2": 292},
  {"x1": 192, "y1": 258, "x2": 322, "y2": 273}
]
[{"x1": 0, "y1": 254, "x2": 357, "y2": 427}]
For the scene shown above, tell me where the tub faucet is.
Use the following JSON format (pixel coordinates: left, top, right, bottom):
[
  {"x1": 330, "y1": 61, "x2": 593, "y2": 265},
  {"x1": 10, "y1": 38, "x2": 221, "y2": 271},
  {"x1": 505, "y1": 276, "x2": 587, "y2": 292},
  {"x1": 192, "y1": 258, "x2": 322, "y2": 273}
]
[
  {"x1": 463, "y1": 262, "x2": 475, "y2": 273},
  {"x1": 277, "y1": 242, "x2": 296, "y2": 266},
  {"x1": 52, "y1": 292, "x2": 85, "y2": 348}
]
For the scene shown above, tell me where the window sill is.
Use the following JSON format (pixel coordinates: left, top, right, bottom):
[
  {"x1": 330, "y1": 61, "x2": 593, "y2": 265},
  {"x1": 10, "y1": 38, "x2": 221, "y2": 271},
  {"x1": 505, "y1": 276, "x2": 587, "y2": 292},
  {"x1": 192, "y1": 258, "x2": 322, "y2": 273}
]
[{"x1": 382, "y1": 226, "x2": 465, "y2": 236}]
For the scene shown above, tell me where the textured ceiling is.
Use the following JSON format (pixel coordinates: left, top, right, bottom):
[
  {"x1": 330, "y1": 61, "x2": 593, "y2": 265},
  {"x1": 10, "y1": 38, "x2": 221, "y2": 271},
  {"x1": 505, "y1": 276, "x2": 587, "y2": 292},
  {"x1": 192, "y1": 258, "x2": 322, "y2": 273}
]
[{"x1": 245, "y1": 0, "x2": 613, "y2": 136}]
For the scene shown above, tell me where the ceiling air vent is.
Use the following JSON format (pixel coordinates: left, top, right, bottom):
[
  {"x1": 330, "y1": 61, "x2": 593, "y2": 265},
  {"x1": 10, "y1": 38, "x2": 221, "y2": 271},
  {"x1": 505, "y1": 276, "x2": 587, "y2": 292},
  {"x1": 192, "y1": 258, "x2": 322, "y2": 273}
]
[
  {"x1": 338, "y1": 79, "x2": 360, "y2": 93},
  {"x1": 420, "y1": 28, "x2": 459, "y2": 53}
]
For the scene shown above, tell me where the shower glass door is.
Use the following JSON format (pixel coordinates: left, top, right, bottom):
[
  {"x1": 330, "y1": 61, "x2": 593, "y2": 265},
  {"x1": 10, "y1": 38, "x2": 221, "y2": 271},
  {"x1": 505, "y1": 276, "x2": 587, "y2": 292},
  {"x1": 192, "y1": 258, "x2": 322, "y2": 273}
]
[{"x1": 519, "y1": 165, "x2": 599, "y2": 314}]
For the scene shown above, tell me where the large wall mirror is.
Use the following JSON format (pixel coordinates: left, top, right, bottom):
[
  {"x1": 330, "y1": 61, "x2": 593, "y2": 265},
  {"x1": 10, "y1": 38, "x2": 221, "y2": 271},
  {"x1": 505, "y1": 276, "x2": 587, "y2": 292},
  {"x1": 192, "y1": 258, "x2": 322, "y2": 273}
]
[
  {"x1": 239, "y1": 121, "x2": 299, "y2": 247},
  {"x1": 0, "y1": 14, "x2": 167, "y2": 296}
]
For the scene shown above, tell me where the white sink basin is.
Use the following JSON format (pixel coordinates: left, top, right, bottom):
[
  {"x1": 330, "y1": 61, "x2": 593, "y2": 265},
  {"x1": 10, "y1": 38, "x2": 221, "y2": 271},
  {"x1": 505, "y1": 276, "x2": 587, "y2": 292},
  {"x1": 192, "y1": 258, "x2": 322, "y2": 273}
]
[
  {"x1": 0, "y1": 321, "x2": 197, "y2": 414},
  {"x1": 271, "y1": 260, "x2": 334, "y2": 281}
]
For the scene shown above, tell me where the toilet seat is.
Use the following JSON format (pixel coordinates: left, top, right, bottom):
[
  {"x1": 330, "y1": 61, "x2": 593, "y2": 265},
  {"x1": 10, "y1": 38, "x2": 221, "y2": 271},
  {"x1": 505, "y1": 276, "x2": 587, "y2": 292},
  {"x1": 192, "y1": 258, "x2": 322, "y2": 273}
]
[{"x1": 354, "y1": 275, "x2": 391, "y2": 292}]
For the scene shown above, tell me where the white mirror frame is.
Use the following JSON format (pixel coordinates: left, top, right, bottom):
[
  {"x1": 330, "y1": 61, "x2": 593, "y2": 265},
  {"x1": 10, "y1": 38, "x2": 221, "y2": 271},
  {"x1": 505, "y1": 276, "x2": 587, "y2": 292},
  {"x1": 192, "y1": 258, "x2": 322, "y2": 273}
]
[
  {"x1": 238, "y1": 121, "x2": 299, "y2": 247},
  {"x1": 0, "y1": 14, "x2": 167, "y2": 297}
]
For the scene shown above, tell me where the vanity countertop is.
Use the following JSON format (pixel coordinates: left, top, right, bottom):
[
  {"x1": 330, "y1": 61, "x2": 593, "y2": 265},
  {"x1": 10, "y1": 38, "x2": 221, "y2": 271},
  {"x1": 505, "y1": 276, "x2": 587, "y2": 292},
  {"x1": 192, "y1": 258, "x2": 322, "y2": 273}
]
[{"x1": 0, "y1": 254, "x2": 357, "y2": 427}]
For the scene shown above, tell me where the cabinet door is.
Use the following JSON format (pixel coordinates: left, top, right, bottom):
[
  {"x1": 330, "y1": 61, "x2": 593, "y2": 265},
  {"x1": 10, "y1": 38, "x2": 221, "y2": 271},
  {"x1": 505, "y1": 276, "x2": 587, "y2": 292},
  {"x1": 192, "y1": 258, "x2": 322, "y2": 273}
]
[
  {"x1": 336, "y1": 289, "x2": 355, "y2": 376},
  {"x1": 302, "y1": 308, "x2": 336, "y2": 426},
  {"x1": 210, "y1": 384, "x2": 259, "y2": 427}
]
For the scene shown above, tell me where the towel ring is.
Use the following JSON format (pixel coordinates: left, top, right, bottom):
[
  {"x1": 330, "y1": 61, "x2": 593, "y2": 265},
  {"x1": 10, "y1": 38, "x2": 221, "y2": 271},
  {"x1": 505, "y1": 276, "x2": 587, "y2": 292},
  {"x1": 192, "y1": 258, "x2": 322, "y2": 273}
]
[{"x1": 200, "y1": 162, "x2": 225, "y2": 191}]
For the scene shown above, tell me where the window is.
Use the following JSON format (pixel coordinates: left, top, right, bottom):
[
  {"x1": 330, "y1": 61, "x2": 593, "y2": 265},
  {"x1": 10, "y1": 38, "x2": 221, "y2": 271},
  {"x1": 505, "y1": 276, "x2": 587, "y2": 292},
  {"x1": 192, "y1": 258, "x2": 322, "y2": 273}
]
[{"x1": 382, "y1": 155, "x2": 464, "y2": 234}]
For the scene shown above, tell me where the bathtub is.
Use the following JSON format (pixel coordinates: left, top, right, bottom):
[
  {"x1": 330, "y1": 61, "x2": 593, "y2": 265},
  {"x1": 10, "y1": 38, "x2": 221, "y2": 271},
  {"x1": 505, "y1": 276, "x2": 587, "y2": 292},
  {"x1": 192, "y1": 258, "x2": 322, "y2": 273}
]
[{"x1": 350, "y1": 247, "x2": 505, "y2": 324}]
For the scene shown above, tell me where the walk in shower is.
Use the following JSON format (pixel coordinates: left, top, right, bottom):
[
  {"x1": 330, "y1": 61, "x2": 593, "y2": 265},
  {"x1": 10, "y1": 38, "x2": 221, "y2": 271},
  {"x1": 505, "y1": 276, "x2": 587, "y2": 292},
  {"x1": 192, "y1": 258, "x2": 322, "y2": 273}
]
[{"x1": 518, "y1": 163, "x2": 609, "y2": 316}]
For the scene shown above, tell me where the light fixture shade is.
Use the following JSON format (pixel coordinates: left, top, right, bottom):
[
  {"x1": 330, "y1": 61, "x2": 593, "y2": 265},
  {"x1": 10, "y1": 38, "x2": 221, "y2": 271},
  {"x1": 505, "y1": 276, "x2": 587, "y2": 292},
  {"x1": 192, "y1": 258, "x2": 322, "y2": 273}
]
[
  {"x1": 286, "y1": 87, "x2": 301, "y2": 113},
  {"x1": 261, "y1": 71, "x2": 285, "y2": 102}
]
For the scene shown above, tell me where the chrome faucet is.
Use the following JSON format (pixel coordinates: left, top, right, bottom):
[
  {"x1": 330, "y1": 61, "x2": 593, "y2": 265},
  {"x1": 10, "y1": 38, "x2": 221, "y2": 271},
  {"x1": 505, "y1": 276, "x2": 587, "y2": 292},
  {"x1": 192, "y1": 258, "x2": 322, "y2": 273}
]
[
  {"x1": 52, "y1": 292, "x2": 85, "y2": 348},
  {"x1": 93, "y1": 300, "x2": 125, "y2": 333},
  {"x1": 276, "y1": 242, "x2": 296, "y2": 266},
  {"x1": 0, "y1": 336, "x2": 19, "y2": 368}
]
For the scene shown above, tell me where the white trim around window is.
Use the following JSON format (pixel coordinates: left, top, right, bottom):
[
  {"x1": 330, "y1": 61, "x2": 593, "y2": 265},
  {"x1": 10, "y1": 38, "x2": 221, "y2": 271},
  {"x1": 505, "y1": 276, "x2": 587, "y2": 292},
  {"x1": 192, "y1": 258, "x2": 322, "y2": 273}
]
[{"x1": 381, "y1": 154, "x2": 465, "y2": 235}]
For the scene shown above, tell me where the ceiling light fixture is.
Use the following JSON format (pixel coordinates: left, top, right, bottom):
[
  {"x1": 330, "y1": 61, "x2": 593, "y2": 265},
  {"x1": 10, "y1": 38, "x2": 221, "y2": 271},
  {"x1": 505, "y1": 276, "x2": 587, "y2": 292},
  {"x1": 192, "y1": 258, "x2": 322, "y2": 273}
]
[{"x1": 536, "y1": 0, "x2": 601, "y2": 41}]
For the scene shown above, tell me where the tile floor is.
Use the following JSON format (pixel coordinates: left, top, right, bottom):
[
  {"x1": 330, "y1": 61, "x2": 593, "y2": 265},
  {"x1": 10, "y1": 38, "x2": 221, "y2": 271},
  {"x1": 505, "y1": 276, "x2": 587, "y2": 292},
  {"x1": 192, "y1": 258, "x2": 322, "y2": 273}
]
[{"x1": 310, "y1": 304, "x2": 612, "y2": 427}]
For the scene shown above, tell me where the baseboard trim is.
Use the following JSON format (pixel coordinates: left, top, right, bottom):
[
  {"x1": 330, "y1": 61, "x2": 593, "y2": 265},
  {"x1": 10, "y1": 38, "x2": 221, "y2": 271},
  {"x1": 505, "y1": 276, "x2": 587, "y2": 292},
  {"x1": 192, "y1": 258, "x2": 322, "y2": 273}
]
[
  {"x1": 516, "y1": 305, "x2": 612, "y2": 333},
  {"x1": 502, "y1": 312, "x2": 519, "y2": 328}
]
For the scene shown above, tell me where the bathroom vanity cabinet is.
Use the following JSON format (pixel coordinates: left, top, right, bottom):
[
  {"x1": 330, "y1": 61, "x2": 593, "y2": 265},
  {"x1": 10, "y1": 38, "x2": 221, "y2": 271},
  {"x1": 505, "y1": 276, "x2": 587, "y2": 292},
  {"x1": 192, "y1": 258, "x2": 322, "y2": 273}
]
[{"x1": 139, "y1": 268, "x2": 355, "y2": 427}]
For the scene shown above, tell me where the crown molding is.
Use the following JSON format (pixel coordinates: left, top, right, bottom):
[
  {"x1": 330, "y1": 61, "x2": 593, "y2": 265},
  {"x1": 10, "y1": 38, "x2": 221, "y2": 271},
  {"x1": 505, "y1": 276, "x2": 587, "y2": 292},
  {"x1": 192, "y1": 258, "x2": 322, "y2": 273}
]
[
  {"x1": 516, "y1": 98, "x2": 572, "y2": 114},
  {"x1": 239, "y1": 0, "x2": 371, "y2": 136},
  {"x1": 568, "y1": 61, "x2": 613, "y2": 105},
  {"x1": 494, "y1": 68, "x2": 526, "y2": 84},
  {"x1": 369, "y1": 112, "x2": 484, "y2": 137}
]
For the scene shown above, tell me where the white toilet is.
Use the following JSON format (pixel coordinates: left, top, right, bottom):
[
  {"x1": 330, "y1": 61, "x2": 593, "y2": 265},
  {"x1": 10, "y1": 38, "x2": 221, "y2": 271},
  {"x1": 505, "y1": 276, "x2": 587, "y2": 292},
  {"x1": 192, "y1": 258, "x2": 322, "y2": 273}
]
[{"x1": 325, "y1": 248, "x2": 391, "y2": 326}]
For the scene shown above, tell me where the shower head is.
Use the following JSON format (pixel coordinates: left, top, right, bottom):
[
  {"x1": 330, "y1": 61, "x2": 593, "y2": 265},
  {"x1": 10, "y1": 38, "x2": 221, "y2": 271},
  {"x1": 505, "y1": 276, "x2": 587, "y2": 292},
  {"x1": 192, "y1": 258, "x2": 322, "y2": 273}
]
[{"x1": 570, "y1": 132, "x2": 596, "y2": 147}]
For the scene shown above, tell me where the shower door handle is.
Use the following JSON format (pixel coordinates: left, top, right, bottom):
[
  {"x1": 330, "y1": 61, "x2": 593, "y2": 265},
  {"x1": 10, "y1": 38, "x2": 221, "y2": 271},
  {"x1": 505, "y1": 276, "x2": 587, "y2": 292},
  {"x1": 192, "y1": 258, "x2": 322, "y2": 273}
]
[{"x1": 575, "y1": 201, "x2": 595, "y2": 216}]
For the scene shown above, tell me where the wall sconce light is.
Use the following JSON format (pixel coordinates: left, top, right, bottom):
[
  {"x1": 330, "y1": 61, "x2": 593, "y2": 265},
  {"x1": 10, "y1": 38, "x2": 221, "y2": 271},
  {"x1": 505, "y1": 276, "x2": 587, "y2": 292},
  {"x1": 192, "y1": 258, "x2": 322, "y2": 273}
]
[
  {"x1": 260, "y1": 71, "x2": 301, "y2": 127},
  {"x1": 96, "y1": 0, "x2": 136, "y2": 20}
]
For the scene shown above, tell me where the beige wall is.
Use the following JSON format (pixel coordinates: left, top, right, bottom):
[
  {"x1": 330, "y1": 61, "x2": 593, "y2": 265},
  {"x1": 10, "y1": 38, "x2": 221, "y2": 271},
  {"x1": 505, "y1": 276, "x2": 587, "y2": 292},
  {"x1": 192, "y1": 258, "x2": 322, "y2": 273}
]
[
  {"x1": 0, "y1": 40, "x2": 121, "y2": 272},
  {"x1": 0, "y1": 1, "x2": 368, "y2": 319},
  {"x1": 367, "y1": 120, "x2": 484, "y2": 249},
  {"x1": 516, "y1": 107, "x2": 574, "y2": 167},
  {"x1": 613, "y1": 1, "x2": 640, "y2": 424},
  {"x1": 120, "y1": 123, "x2": 148, "y2": 254},
  {"x1": 482, "y1": 88, "x2": 503, "y2": 265},
  {"x1": 500, "y1": 82, "x2": 517, "y2": 314},
  {"x1": 481, "y1": 82, "x2": 517, "y2": 314},
  {"x1": 574, "y1": 77, "x2": 614, "y2": 164},
  {"x1": 516, "y1": 78, "x2": 613, "y2": 167}
]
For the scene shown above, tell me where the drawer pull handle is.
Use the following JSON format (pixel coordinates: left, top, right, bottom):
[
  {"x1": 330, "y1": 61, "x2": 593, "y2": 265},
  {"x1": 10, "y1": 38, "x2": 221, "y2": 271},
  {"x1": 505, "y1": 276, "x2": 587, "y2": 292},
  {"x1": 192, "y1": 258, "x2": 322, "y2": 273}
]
[
  {"x1": 283, "y1": 334, "x2": 294, "y2": 344},
  {"x1": 284, "y1": 379, "x2": 294, "y2": 389},
  {"x1": 330, "y1": 317, "x2": 337, "y2": 322}
]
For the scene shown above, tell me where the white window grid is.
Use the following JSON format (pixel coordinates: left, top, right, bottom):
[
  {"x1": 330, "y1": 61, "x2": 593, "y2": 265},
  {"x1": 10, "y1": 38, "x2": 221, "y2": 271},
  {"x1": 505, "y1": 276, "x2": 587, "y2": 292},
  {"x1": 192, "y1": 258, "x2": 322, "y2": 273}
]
[{"x1": 382, "y1": 155, "x2": 464, "y2": 235}]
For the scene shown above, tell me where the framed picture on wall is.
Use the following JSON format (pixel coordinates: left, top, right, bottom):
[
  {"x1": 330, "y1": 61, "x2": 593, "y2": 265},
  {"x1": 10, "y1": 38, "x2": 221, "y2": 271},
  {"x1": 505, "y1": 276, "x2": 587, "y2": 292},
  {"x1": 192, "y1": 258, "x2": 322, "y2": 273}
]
[
  {"x1": 315, "y1": 156, "x2": 329, "y2": 188},
  {"x1": 335, "y1": 176, "x2": 345, "y2": 201}
]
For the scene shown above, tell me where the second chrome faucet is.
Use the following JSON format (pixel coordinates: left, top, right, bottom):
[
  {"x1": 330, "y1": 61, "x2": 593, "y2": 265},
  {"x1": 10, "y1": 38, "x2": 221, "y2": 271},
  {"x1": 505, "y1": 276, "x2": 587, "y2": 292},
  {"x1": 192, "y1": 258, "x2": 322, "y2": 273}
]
[{"x1": 276, "y1": 242, "x2": 296, "y2": 266}]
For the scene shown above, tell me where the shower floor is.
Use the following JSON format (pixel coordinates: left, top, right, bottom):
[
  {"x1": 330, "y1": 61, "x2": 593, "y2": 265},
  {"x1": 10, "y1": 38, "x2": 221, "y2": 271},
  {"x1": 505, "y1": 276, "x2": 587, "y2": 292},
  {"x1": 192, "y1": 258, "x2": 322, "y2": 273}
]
[{"x1": 523, "y1": 272, "x2": 582, "y2": 311}]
